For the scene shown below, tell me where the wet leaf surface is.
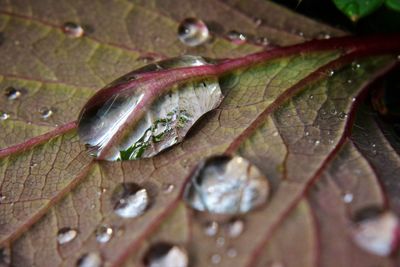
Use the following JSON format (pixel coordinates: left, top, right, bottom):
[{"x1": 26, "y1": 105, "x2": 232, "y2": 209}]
[{"x1": 0, "y1": 1, "x2": 400, "y2": 266}]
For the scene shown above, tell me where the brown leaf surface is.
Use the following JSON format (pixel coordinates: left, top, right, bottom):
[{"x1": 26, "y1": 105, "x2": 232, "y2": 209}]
[{"x1": 0, "y1": 1, "x2": 399, "y2": 267}]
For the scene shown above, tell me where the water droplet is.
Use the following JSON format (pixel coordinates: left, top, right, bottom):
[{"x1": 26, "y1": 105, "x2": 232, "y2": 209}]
[
  {"x1": 95, "y1": 225, "x2": 113, "y2": 243},
  {"x1": 254, "y1": 36, "x2": 269, "y2": 46},
  {"x1": 177, "y1": 18, "x2": 210, "y2": 47},
  {"x1": 5, "y1": 87, "x2": 21, "y2": 100},
  {"x1": 343, "y1": 193, "x2": 353, "y2": 203},
  {"x1": 316, "y1": 32, "x2": 331, "y2": 39},
  {"x1": 397, "y1": 55, "x2": 400, "y2": 60},
  {"x1": 143, "y1": 242, "x2": 188, "y2": 267},
  {"x1": 309, "y1": 95, "x2": 314, "y2": 100},
  {"x1": 216, "y1": 237, "x2": 225, "y2": 247},
  {"x1": 78, "y1": 56, "x2": 222, "y2": 161},
  {"x1": 328, "y1": 70, "x2": 335, "y2": 76},
  {"x1": 338, "y1": 112, "x2": 348, "y2": 120},
  {"x1": 253, "y1": 18, "x2": 262, "y2": 27},
  {"x1": 204, "y1": 221, "x2": 219, "y2": 237},
  {"x1": 227, "y1": 219, "x2": 244, "y2": 238},
  {"x1": 314, "y1": 140, "x2": 320, "y2": 146},
  {"x1": 39, "y1": 107, "x2": 53, "y2": 119},
  {"x1": 351, "y1": 207, "x2": 399, "y2": 256},
  {"x1": 347, "y1": 79, "x2": 352, "y2": 84},
  {"x1": 305, "y1": 131, "x2": 310, "y2": 136},
  {"x1": 63, "y1": 22, "x2": 84, "y2": 38},
  {"x1": 0, "y1": 247, "x2": 11, "y2": 266},
  {"x1": 184, "y1": 155, "x2": 270, "y2": 215},
  {"x1": 162, "y1": 183, "x2": 175, "y2": 194},
  {"x1": 210, "y1": 254, "x2": 221, "y2": 265},
  {"x1": 0, "y1": 111, "x2": 9, "y2": 121},
  {"x1": 352, "y1": 97, "x2": 356, "y2": 102},
  {"x1": 77, "y1": 252, "x2": 102, "y2": 267},
  {"x1": 112, "y1": 183, "x2": 149, "y2": 218},
  {"x1": 57, "y1": 227, "x2": 78, "y2": 245},
  {"x1": 371, "y1": 143, "x2": 376, "y2": 148},
  {"x1": 330, "y1": 109, "x2": 337, "y2": 115},
  {"x1": 226, "y1": 248, "x2": 237, "y2": 258},
  {"x1": 226, "y1": 30, "x2": 247, "y2": 44}
]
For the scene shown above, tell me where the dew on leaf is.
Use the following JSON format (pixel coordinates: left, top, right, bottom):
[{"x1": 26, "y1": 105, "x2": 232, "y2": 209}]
[
  {"x1": 316, "y1": 32, "x2": 331, "y2": 40},
  {"x1": 347, "y1": 79, "x2": 353, "y2": 84},
  {"x1": 0, "y1": 247, "x2": 10, "y2": 266},
  {"x1": 178, "y1": 18, "x2": 210, "y2": 47},
  {"x1": 210, "y1": 253, "x2": 222, "y2": 265},
  {"x1": 351, "y1": 207, "x2": 400, "y2": 256},
  {"x1": 184, "y1": 155, "x2": 270, "y2": 215},
  {"x1": 227, "y1": 219, "x2": 244, "y2": 238},
  {"x1": 328, "y1": 70, "x2": 335, "y2": 76},
  {"x1": 253, "y1": 17, "x2": 262, "y2": 27},
  {"x1": 204, "y1": 221, "x2": 219, "y2": 236},
  {"x1": 0, "y1": 194, "x2": 6, "y2": 202},
  {"x1": 161, "y1": 183, "x2": 175, "y2": 194},
  {"x1": 351, "y1": 62, "x2": 361, "y2": 70},
  {"x1": 57, "y1": 227, "x2": 78, "y2": 245},
  {"x1": 111, "y1": 183, "x2": 149, "y2": 218},
  {"x1": 77, "y1": 55, "x2": 222, "y2": 161},
  {"x1": 338, "y1": 112, "x2": 348, "y2": 120},
  {"x1": 226, "y1": 248, "x2": 237, "y2": 258},
  {"x1": 95, "y1": 225, "x2": 113, "y2": 243},
  {"x1": 254, "y1": 36, "x2": 269, "y2": 46},
  {"x1": 4, "y1": 87, "x2": 21, "y2": 100},
  {"x1": 343, "y1": 192, "x2": 354, "y2": 203},
  {"x1": 216, "y1": 237, "x2": 225, "y2": 247},
  {"x1": 226, "y1": 30, "x2": 247, "y2": 44},
  {"x1": 0, "y1": 111, "x2": 9, "y2": 121},
  {"x1": 143, "y1": 242, "x2": 188, "y2": 267},
  {"x1": 63, "y1": 22, "x2": 84, "y2": 38},
  {"x1": 39, "y1": 107, "x2": 54, "y2": 119},
  {"x1": 76, "y1": 252, "x2": 102, "y2": 267}
]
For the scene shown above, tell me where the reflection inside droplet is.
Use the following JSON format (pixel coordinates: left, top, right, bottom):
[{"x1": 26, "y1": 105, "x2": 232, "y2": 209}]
[
  {"x1": 95, "y1": 225, "x2": 113, "y2": 243},
  {"x1": 63, "y1": 22, "x2": 84, "y2": 38},
  {"x1": 112, "y1": 183, "x2": 149, "y2": 218},
  {"x1": 143, "y1": 242, "x2": 188, "y2": 267},
  {"x1": 184, "y1": 155, "x2": 270, "y2": 214},
  {"x1": 178, "y1": 18, "x2": 210, "y2": 47},
  {"x1": 5, "y1": 87, "x2": 21, "y2": 100},
  {"x1": 76, "y1": 252, "x2": 102, "y2": 267},
  {"x1": 226, "y1": 30, "x2": 247, "y2": 44}
]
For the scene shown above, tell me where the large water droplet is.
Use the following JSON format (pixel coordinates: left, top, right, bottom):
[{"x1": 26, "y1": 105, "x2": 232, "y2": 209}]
[
  {"x1": 0, "y1": 111, "x2": 9, "y2": 121},
  {"x1": 184, "y1": 155, "x2": 270, "y2": 215},
  {"x1": 39, "y1": 107, "x2": 54, "y2": 119},
  {"x1": 178, "y1": 18, "x2": 210, "y2": 47},
  {"x1": 112, "y1": 183, "x2": 149, "y2": 218},
  {"x1": 143, "y1": 243, "x2": 188, "y2": 267},
  {"x1": 226, "y1": 30, "x2": 247, "y2": 44},
  {"x1": 57, "y1": 227, "x2": 78, "y2": 245},
  {"x1": 63, "y1": 22, "x2": 84, "y2": 38},
  {"x1": 78, "y1": 56, "x2": 223, "y2": 161},
  {"x1": 4, "y1": 87, "x2": 21, "y2": 100},
  {"x1": 77, "y1": 252, "x2": 102, "y2": 267},
  {"x1": 343, "y1": 192, "x2": 353, "y2": 203},
  {"x1": 95, "y1": 225, "x2": 113, "y2": 243},
  {"x1": 351, "y1": 207, "x2": 399, "y2": 256}
]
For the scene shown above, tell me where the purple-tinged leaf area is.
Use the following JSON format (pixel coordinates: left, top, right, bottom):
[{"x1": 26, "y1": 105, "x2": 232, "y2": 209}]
[{"x1": 0, "y1": 1, "x2": 400, "y2": 266}]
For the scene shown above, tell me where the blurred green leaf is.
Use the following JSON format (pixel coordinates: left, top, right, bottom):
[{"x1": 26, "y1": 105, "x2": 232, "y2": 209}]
[{"x1": 333, "y1": 0, "x2": 384, "y2": 21}]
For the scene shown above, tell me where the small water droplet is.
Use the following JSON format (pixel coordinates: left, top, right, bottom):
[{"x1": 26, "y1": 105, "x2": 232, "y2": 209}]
[
  {"x1": 397, "y1": 55, "x2": 400, "y2": 60},
  {"x1": 338, "y1": 112, "x2": 348, "y2": 120},
  {"x1": 138, "y1": 56, "x2": 156, "y2": 64},
  {"x1": 328, "y1": 70, "x2": 335, "y2": 76},
  {"x1": 0, "y1": 247, "x2": 11, "y2": 266},
  {"x1": 57, "y1": 227, "x2": 78, "y2": 245},
  {"x1": 178, "y1": 18, "x2": 209, "y2": 47},
  {"x1": 63, "y1": 22, "x2": 84, "y2": 38},
  {"x1": 305, "y1": 131, "x2": 310, "y2": 136},
  {"x1": 210, "y1": 254, "x2": 221, "y2": 265},
  {"x1": 226, "y1": 248, "x2": 237, "y2": 258},
  {"x1": 162, "y1": 183, "x2": 175, "y2": 194},
  {"x1": 39, "y1": 107, "x2": 53, "y2": 119},
  {"x1": 0, "y1": 194, "x2": 6, "y2": 202},
  {"x1": 204, "y1": 221, "x2": 219, "y2": 237},
  {"x1": 316, "y1": 32, "x2": 331, "y2": 39},
  {"x1": 309, "y1": 95, "x2": 314, "y2": 100},
  {"x1": 347, "y1": 79, "x2": 352, "y2": 84},
  {"x1": 216, "y1": 237, "x2": 225, "y2": 248},
  {"x1": 352, "y1": 207, "x2": 399, "y2": 256},
  {"x1": 184, "y1": 155, "x2": 270, "y2": 215},
  {"x1": 272, "y1": 131, "x2": 279, "y2": 137},
  {"x1": 0, "y1": 111, "x2": 9, "y2": 121},
  {"x1": 254, "y1": 36, "x2": 269, "y2": 46},
  {"x1": 371, "y1": 143, "x2": 376, "y2": 148},
  {"x1": 112, "y1": 183, "x2": 149, "y2": 218},
  {"x1": 351, "y1": 62, "x2": 361, "y2": 70},
  {"x1": 253, "y1": 18, "x2": 262, "y2": 27},
  {"x1": 330, "y1": 109, "x2": 337, "y2": 115},
  {"x1": 95, "y1": 225, "x2": 113, "y2": 243},
  {"x1": 143, "y1": 242, "x2": 188, "y2": 267},
  {"x1": 343, "y1": 193, "x2": 353, "y2": 203},
  {"x1": 226, "y1": 30, "x2": 247, "y2": 45},
  {"x1": 352, "y1": 97, "x2": 356, "y2": 102},
  {"x1": 227, "y1": 219, "x2": 244, "y2": 238},
  {"x1": 77, "y1": 252, "x2": 102, "y2": 267},
  {"x1": 5, "y1": 87, "x2": 21, "y2": 100},
  {"x1": 314, "y1": 140, "x2": 320, "y2": 146}
]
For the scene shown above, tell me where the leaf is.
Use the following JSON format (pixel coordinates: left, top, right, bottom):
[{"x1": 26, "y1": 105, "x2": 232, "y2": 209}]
[
  {"x1": 332, "y1": 0, "x2": 384, "y2": 21},
  {"x1": 0, "y1": 1, "x2": 399, "y2": 266},
  {"x1": 386, "y1": 0, "x2": 400, "y2": 11}
]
